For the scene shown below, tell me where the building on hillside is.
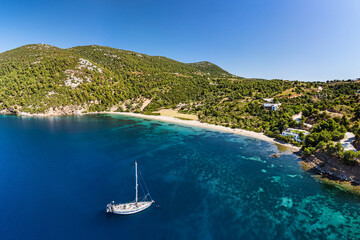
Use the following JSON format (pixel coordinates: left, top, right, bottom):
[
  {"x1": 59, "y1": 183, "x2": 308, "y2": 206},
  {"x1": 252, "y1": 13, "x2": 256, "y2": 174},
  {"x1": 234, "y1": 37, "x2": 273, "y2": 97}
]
[
  {"x1": 263, "y1": 103, "x2": 281, "y2": 111},
  {"x1": 357, "y1": 89, "x2": 360, "y2": 94},
  {"x1": 281, "y1": 128, "x2": 310, "y2": 142}
]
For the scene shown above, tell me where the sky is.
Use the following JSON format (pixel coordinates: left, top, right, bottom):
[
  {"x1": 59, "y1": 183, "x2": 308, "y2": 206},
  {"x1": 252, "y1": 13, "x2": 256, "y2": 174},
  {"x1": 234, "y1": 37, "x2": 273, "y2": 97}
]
[{"x1": 0, "y1": 0, "x2": 359, "y2": 81}]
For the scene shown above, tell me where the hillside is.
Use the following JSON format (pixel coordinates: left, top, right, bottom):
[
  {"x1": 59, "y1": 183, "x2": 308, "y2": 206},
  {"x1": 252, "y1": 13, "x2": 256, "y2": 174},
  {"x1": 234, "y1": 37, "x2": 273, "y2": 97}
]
[
  {"x1": 188, "y1": 61, "x2": 232, "y2": 77},
  {"x1": 0, "y1": 44, "x2": 359, "y2": 134},
  {"x1": 0, "y1": 44, "x2": 299, "y2": 116},
  {"x1": 0, "y1": 44, "x2": 234, "y2": 114}
]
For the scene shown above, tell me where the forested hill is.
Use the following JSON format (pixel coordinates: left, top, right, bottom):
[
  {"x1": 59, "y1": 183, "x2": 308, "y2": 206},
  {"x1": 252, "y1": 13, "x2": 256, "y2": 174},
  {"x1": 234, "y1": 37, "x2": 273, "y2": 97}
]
[
  {"x1": 0, "y1": 43, "x2": 235, "y2": 113},
  {"x1": 0, "y1": 43, "x2": 296, "y2": 115},
  {"x1": 188, "y1": 61, "x2": 231, "y2": 76},
  {"x1": 1, "y1": 44, "x2": 360, "y2": 147}
]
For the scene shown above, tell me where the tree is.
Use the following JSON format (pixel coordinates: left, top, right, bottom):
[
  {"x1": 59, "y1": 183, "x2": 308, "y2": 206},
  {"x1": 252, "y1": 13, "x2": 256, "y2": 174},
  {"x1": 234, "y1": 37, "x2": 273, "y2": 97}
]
[
  {"x1": 326, "y1": 142, "x2": 337, "y2": 155},
  {"x1": 340, "y1": 115, "x2": 350, "y2": 129},
  {"x1": 303, "y1": 147, "x2": 316, "y2": 156},
  {"x1": 342, "y1": 151, "x2": 358, "y2": 165},
  {"x1": 335, "y1": 142, "x2": 344, "y2": 156},
  {"x1": 331, "y1": 131, "x2": 345, "y2": 141},
  {"x1": 355, "y1": 107, "x2": 360, "y2": 119}
]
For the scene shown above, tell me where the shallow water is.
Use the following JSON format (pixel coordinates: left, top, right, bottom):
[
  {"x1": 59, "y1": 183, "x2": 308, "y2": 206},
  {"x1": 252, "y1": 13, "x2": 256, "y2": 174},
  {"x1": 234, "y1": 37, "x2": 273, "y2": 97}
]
[{"x1": 0, "y1": 114, "x2": 359, "y2": 239}]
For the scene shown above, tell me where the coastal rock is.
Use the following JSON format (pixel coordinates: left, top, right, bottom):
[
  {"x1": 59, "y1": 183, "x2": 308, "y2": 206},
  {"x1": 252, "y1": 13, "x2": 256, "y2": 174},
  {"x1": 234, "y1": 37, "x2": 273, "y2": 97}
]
[
  {"x1": 45, "y1": 105, "x2": 86, "y2": 116},
  {"x1": 14, "y1": 105, "x2": 87, "y2": 117},
  {"x1": 270, "y1": 153, "x2": 280, "y2": 158},
  {"x1": 302, "y1": 150, "x2": 360, "y2": 188}
]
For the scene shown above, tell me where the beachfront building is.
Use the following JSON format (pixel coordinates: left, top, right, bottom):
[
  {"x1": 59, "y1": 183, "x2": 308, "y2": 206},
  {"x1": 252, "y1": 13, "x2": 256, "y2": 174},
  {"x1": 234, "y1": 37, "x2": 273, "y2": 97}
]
[
  {"x1": 263, "y1": 103, "x2": 281, "y2": 111},
  {"x1": 281, "y1": 128, "x2": 310, "y2": 142}
]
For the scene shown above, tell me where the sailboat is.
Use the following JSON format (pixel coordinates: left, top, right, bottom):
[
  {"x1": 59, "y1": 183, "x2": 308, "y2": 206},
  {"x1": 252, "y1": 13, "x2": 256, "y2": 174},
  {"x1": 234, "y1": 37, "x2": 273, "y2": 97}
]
[{"x1": 106, "y1": 161, "x2": 154, "y2": 215}]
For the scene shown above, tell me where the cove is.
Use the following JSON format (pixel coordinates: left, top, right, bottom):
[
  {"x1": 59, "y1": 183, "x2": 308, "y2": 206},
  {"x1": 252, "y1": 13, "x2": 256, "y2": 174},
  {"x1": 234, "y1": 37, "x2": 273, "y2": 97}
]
[{"x1": 0, "y1": 114, "x2": 359, "y2": 240}]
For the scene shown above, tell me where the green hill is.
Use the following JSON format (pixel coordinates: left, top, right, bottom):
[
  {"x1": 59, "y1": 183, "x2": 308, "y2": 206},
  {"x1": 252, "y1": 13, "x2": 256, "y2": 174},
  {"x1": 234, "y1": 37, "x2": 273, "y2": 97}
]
[
  {"x1": 188, "y1": 61, "x2": 232, "y2": 77},
  {"x1": 0, "y1": 43, "x2": 293, "y2": 116},
  {"x1": 0, "y1": 44, "x2": 359, "y2": 146},
  {"x1": 0, "y1": 44, "x2": 235, "y2": 114}
]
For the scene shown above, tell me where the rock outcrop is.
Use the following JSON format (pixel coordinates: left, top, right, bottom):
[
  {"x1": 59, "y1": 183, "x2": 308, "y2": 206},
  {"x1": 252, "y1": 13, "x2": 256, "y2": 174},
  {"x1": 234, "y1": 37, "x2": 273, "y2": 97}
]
[{"x1": 302, "y1": 151, "x2": 360, "y2": 186}]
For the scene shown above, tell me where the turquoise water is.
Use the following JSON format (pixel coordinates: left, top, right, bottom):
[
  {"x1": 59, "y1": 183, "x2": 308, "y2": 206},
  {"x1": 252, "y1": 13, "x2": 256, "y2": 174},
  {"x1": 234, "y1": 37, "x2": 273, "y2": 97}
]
[{"x1": 0, "y1": 114, "x2": 360, "y2": 239}]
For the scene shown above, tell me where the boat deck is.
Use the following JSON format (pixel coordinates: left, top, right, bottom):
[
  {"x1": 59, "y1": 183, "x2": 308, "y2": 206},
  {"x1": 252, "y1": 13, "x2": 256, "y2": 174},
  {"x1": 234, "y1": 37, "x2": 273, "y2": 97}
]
[{"x1": 107, "y1": 201, "x2": 154, "y2": 214}]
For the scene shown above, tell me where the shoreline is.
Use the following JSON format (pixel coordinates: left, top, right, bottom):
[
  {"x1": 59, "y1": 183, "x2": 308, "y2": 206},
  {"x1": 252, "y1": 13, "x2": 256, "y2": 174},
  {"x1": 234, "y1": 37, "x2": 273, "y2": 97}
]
[
  {"x1": 300, "y1": 160, "x2": 360, "y2": 196},
  {"x1": 11, "y1": 110, "x2": 360, "y2": 196},
  {"x1": 10, "y1": 110, "x2": 301, "y2": 151},
  {"x1": 85, "y1": 111, "x2": 301, "y2": 152}
]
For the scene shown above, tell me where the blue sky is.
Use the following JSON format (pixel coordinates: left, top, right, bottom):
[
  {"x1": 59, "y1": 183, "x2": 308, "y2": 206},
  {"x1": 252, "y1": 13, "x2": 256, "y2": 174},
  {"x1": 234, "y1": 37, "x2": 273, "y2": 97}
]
[{"x1": 0, "y1": 0, "x2": 359, "y2": 81}]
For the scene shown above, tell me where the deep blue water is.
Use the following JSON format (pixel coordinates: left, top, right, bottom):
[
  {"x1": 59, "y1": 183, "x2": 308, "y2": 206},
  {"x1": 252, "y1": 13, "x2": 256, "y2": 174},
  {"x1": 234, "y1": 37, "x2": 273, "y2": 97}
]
[{"x1": 0, "y1": 114, "x2": 360, "y2": 240}]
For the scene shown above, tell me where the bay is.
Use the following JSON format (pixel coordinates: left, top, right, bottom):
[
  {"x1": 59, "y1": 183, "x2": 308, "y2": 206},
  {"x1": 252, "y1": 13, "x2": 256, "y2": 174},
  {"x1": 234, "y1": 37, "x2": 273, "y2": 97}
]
[{"x1": 0, "y1": 114, "x2": 359, "y2": 239}]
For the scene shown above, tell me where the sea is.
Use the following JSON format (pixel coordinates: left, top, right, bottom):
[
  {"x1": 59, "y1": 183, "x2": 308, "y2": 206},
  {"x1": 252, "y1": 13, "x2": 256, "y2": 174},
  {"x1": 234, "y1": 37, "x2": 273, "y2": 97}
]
[{"x1": 0, "y1": 114, "x2": 359, "y2": 240}]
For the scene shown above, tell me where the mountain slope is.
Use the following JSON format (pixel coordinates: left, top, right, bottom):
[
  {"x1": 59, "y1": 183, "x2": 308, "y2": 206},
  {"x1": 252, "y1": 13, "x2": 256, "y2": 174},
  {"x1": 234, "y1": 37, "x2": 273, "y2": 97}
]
[
  {"x1": 70, "y1": 45, "x2": 232, "y2": 77},
  {"x1": 188, "y1": 61, "x2": 232, "y2": 77},
  {"x1": 0, "y1": 44, "x2": 237, "y2": 114},
  {"x1": 0, "y1": 43, "x2": 314, "y2": 119}
]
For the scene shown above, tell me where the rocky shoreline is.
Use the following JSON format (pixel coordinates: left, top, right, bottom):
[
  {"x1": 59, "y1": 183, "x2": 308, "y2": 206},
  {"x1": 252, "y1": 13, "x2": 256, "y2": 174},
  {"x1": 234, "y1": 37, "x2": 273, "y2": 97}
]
[
  {"x1": 0, "y1": 105, "x2": 86, "y2": 116},
  {"x1": 300, "y1": 151, "x2": 360, "y2": 195}
]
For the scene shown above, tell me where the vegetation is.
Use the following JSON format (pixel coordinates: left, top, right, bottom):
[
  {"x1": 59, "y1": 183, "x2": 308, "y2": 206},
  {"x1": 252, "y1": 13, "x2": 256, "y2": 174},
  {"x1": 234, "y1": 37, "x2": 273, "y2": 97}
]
[{"x1": 0, "y1": 43, "x2": 360, "y2": 164}]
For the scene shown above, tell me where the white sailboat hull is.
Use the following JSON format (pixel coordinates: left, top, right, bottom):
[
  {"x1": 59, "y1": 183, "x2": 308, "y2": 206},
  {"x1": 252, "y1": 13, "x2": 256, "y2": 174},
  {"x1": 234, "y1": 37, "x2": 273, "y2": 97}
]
[
  {"x1": 107, "y1": 201, "x2": 154, "y2": 215},
  {"x1": 107, "y1": 162, "x2": 154, "y2": 215}
]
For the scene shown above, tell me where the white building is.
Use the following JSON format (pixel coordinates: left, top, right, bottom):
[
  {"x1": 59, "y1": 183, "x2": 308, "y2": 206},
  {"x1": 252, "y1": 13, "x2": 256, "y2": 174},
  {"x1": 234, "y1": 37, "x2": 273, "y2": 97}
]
[
  {"x1": 264, "y1": 103, "x2": 281, "y2": 111},
  {"x1": 281, "y1": 128, "x2": 310, "y2": 142}
]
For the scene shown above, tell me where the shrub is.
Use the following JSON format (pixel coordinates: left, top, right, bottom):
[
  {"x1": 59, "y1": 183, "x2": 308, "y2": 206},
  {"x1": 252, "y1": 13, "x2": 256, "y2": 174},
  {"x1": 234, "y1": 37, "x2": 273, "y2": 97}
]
[
  {"x1": 303, "y1": 147, "x2": 316, "y2": 156},
  {"x1": 342, "y1": 151, "x2": 358, "y2": 165}
]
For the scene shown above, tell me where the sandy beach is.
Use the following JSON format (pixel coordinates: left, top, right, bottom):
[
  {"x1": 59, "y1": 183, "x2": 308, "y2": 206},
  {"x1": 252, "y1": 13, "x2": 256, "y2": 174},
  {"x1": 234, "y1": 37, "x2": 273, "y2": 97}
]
[
  {"x1": 86, "y1": 111, "x2": 301, "y2": 152},
  {"x1": 15, "y1": 110, "x2": 300, "y2": 151}
]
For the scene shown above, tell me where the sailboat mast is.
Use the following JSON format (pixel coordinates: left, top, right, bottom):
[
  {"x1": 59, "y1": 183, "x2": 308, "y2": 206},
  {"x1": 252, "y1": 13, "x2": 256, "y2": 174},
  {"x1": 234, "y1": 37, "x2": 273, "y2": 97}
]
[{"x1": 135, "y1": 161, "x2": 138, "y2": 204}]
